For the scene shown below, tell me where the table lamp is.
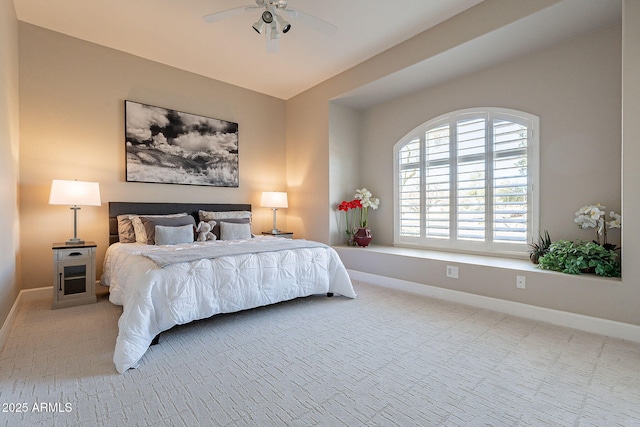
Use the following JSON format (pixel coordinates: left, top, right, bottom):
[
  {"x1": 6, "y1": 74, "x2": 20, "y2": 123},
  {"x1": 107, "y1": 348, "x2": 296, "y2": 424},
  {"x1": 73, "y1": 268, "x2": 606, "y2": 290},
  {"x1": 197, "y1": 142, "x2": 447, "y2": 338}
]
[
  {"x1": 260, "y1": 191, "x2": 288, "y2": 234},
  {"x1": 49, "y1": 179, "x2": 101, "y2": 245}
]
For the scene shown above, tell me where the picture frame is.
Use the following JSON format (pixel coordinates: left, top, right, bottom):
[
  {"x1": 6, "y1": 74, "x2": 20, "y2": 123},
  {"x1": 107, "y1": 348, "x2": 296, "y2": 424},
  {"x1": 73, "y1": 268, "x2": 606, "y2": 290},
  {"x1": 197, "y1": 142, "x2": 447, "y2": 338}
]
[{"x1": 124, "y1": 100, "x2": 239, "y2": 187}]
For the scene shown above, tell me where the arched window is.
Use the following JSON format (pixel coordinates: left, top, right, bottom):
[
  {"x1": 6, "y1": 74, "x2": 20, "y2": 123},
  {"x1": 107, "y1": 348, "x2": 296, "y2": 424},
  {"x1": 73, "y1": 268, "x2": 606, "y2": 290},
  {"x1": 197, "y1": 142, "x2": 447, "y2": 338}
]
[{"x1": 394, "y1": 108, "x2": 539, "y2": 256}]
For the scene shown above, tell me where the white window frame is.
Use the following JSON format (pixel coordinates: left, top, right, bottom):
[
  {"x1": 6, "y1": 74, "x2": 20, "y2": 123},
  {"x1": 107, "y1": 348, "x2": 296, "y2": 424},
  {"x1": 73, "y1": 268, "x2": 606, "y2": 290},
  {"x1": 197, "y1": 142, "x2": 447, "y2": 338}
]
[{"x1": 393, "y1": 107, "x2": 539, "y2": 257}]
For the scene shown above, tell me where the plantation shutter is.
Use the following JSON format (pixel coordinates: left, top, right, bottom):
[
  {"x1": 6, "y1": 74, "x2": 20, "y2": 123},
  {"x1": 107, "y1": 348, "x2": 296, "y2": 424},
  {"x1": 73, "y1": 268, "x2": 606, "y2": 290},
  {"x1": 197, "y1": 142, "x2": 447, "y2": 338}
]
[
  {"x1": 456, "y1": 117, "x2": 486, "y2": 241},
  {"x1": 398, "y1": 137, "x2": 421, "y2": 237},
  {"x1": 425, "y1": 124, "x2": 450, "y2": 238},
  {"x1": 394, "y1": 108, "x2": 537, "y2": 254},
  {"x1": 492, "y1": 118, "x2": 528, "y2": 243}
]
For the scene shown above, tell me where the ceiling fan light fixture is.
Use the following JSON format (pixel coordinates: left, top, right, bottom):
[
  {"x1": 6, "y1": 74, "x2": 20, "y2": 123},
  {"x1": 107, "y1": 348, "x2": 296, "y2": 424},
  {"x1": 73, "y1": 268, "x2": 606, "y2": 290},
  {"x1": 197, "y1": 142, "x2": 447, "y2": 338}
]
[
  {"x1": 275, "y1": 15, "x2": 291, "y2": 33},
  {"x1": 261, "y1": 10, "x2": 274, "y2": 24},
  {"x1": 252, "y1": 18, "x2": 265, "y2": 33}
]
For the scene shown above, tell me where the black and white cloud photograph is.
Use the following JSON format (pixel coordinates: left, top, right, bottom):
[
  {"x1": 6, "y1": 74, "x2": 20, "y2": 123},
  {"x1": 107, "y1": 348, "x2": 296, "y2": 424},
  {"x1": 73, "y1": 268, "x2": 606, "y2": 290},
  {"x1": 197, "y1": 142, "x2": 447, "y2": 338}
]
[{"x1": 125, "y1": 100, "x2": 239, "y2": 187}]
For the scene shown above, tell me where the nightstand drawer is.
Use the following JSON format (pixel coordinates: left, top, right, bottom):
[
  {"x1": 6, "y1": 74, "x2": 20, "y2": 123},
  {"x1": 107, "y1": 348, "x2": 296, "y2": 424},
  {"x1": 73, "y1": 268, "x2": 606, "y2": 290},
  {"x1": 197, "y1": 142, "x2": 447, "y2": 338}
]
[{"x1": 56, "y1": 247, "x2": 92, "y2": 260}]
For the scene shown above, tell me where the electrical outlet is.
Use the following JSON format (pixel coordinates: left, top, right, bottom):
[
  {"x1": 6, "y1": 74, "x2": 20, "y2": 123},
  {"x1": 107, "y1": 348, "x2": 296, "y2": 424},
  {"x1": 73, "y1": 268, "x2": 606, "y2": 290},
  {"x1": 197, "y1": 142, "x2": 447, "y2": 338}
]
[
  {"x1": 446, "y1": 265, "x2": 459, "y2": 279},
  {"x1": 516, "y1": 275, "x2": 526, "y2": 289}
]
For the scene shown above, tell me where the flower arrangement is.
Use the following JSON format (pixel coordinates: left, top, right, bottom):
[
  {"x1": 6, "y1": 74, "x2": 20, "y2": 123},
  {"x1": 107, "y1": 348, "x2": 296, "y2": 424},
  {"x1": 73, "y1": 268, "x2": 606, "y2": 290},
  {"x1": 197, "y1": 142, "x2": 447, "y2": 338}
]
[
  {"x1": 574, "y1": 203, "x2": 621, "y2": 248},
  {"x1": 337, "y1": 188, "x2": 380, "y2": 245},
  {"x1": 338, "y1": 199, "x2": 362, "y2": 245},
  {"x1": 354, "y1": 188, "x2": 380, "y2": 228},
  {"x1": 535, "y1": 203, "x2": 622, "y2": 277}
]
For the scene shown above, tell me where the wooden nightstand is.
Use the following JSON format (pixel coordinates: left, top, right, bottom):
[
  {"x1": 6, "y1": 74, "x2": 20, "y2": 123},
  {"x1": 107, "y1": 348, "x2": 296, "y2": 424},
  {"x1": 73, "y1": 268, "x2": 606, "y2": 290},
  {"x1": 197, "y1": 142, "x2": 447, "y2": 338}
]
[
  {"x1": 262, "y1": 231, "x2": 294, "y2": 239},
  {"x1": 52, "y1": 241, "x2": 97, "y2": 309}
]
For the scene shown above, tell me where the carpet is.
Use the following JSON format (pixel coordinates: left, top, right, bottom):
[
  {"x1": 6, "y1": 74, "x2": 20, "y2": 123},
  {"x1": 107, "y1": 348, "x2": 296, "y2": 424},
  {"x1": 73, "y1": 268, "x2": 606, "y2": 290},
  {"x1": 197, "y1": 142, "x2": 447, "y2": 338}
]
[{"x1": 1, "y1": 281, "x2": 640, "y2": 426}]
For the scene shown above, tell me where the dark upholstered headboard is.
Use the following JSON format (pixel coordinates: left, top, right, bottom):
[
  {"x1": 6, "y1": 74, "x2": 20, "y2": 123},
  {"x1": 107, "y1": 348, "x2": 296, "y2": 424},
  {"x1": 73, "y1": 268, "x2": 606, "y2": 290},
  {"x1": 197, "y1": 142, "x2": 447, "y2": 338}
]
[{"x1": 108, "y1": 202, "x2": 252, "y2": 245}]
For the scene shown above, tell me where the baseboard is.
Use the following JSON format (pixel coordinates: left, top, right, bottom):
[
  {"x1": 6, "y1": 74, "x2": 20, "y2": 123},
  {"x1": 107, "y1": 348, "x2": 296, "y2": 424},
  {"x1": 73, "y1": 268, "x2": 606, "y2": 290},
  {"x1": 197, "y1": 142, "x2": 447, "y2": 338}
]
[
  {"x1": 348, "y1": 270, "x2": 640, "y2": 343},
  {"x1": 0, "y1": 287, "x2": 51, "y2": 353}
]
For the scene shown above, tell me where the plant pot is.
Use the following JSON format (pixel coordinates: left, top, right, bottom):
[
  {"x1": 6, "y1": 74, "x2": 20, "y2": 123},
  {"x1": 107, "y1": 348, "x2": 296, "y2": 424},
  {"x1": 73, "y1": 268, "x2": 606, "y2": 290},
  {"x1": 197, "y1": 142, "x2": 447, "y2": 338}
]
[
  {"x1": 346, "y1": 232, "x2": 356, "y2": 246},
  {"x1": 354, "y1": 227, "x2": 372, "y2": 247}
]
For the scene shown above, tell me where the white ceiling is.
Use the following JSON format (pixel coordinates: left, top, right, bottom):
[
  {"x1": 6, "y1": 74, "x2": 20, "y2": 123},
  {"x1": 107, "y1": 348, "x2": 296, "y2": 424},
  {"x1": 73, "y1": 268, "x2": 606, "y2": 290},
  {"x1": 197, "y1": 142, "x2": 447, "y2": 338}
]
[
  {"x1": 12, "y1": 0, "x2": 483, "y2": 100},
  {"x1": 13, "y1": 0, "x2": 622, "y2": 106},
  {"x1": 336, "y1": 0, "x2": 622, "y2": 109}
]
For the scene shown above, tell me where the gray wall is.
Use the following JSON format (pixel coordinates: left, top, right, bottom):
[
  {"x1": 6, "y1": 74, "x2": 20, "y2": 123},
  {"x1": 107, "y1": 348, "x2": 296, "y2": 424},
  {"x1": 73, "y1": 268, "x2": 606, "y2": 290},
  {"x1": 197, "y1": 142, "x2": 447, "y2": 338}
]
[
  {"x1": 328, "y1": 103, "x2": 362, "y2": 245},
  {"x1": 331, "y1": 21, "x2": 627, "y2": 321},
  {"x1": 0, "y1": 0, "x2": 20, "y2": 327}
]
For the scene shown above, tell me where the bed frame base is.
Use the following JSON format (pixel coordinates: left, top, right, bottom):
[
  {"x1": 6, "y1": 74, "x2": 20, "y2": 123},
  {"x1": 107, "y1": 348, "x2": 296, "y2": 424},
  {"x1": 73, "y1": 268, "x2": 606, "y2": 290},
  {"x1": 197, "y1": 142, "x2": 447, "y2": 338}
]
[
  {"x1": 148, "y1": 293, "x2": 335, "y2": 348},
  {"x1": 150, "y1": 334, "x2": 160, "y2": 346}
]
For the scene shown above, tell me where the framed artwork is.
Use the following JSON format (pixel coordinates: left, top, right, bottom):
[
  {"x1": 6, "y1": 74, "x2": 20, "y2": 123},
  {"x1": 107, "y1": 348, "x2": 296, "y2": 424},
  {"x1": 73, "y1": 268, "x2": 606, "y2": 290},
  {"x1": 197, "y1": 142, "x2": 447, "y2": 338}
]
[{"x1": 125, "y1": 100, "x2": 239, "y2": 187}]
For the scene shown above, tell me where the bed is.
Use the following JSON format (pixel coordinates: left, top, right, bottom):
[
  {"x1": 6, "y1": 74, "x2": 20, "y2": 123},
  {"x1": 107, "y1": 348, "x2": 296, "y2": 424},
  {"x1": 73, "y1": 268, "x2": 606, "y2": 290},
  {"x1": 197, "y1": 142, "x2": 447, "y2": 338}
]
[{"x1": 102, "y1": 202, "x2": 356, "y2": 373}]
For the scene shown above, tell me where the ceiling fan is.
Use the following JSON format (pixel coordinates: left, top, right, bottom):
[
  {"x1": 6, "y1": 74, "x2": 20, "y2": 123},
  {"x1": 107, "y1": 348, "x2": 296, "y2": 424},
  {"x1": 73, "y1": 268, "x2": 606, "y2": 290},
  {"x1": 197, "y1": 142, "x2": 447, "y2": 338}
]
[{"x1": 202, "y1": 0, "x2": 337, "y2": 52}]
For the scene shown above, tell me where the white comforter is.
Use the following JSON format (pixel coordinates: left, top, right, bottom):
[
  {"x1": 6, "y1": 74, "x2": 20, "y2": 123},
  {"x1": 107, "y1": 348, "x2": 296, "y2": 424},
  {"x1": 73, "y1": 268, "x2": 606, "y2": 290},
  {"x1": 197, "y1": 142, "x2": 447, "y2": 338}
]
[{"x1": 102, "y1": 237, "x2": 356, "y2": 373}]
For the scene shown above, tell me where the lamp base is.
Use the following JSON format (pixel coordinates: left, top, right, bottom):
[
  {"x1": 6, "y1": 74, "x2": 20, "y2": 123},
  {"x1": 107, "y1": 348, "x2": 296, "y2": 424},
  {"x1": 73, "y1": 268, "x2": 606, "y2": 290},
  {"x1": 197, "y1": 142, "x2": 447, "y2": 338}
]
[
  {"x1": 66, "y1": 238, "x2": 85, "y2": 245},
  {"x1": 271, "y1": 229, "x2": 281, "y2": 234}
]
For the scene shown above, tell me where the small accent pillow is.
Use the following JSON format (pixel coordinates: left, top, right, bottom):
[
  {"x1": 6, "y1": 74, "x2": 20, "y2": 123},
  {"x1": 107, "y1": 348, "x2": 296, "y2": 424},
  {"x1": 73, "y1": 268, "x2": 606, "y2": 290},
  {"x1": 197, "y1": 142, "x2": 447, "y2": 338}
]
[
  {"x1": 138, "y1": 215, "x2": 196, "y2": 245},
  {"x1": 154, "y1": 224, "x2": 195, "y2": 246},
  {"x1": 220, "y1": 221, "x2": 252, "y2": 240},
  {"x1": 116, "y1": 214, "x2": 137, "y2": 243},
  {"x1": 129, "y1": 212, "x2": 189, "y2": 245}
]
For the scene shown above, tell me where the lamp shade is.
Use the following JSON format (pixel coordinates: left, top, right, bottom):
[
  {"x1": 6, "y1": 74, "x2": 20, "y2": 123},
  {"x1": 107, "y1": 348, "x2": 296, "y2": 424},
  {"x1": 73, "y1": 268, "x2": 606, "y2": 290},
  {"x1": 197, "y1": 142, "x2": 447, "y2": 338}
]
[
  {"x1": 49, "y1": 180, "x2": 101, "y2": 206},
  {"x1": 260, "y1": 191, "x2": 288, "y2": 209}
]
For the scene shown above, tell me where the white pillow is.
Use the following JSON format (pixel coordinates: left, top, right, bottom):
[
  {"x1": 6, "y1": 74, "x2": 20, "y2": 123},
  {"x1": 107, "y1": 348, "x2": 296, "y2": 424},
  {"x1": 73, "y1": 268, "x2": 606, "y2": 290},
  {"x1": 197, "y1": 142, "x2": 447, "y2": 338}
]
[
  {"x1": 220, "y1": 221, "x2": 252, "y2": 240},
  {"x1": 154, "y1": 224, "x2": 195, "y2": 245}
]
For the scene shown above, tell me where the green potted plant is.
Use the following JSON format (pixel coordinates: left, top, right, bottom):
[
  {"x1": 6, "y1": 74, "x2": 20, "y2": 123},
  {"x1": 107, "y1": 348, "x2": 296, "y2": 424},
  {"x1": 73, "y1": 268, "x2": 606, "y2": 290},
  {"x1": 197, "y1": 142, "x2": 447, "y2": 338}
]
[
  {"x1": 537, "y1": 240, "x2": 620, "y2": 277},
  {"x1": 529, "y1": 230, "x2": 552, "y2": 264}
]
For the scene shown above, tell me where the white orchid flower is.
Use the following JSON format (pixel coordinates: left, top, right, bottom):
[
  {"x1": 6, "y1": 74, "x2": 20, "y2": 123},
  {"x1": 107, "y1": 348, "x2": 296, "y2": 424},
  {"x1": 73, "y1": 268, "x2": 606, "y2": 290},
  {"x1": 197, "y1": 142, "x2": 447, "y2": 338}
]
[
  {"x1": 608, "y1": 211, "x2": 621, "y2": 228},
  {"x1": 574, "y1": 203, "x2": 621, "y2": 245}
]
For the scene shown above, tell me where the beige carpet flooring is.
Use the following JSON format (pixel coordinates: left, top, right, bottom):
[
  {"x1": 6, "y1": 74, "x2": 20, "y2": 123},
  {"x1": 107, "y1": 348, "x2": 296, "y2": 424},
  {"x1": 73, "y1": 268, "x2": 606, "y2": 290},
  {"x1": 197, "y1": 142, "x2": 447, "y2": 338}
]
[{"x1": 2, "y1": 281, "x2": 640, "y2": 426}]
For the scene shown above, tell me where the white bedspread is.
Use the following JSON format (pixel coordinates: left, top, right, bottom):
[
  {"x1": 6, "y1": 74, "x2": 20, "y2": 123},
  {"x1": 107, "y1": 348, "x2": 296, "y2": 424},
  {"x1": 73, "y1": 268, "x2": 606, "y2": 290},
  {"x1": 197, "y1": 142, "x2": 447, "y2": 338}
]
[{"x1": 101, "y1": 236, "x2": 356, "y2": 373}]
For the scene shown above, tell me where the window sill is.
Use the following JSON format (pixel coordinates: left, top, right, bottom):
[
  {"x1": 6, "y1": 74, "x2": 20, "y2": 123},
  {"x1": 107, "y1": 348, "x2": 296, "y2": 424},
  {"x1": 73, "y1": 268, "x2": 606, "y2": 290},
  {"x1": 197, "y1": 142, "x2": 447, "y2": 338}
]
[{"x1": 334, "y1": 244, "x2": 621, "y2": 282}]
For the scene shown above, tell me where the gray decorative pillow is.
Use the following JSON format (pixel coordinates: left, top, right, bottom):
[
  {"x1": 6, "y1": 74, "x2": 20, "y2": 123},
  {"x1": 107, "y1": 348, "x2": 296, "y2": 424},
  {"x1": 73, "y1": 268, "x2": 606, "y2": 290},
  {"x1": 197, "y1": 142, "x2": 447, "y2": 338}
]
[
  {"x1": 199, "y1": 210, "x2": 252, "y2": 221},
  {"x1": 130, "y1": 213, "x2": 189, "y2": 243},
  {"x1": 199, "y1": 210, "x2": 252, "y2": 240},
  {"x1": 154, "y1": 224, "x2": 195, "y2": 246},
  {"x1": 220, "y1": 221, "x2": 252, "y2": 240},
  {"x1": 138, "y1": 215, "x2": 196, "y2": 245}
]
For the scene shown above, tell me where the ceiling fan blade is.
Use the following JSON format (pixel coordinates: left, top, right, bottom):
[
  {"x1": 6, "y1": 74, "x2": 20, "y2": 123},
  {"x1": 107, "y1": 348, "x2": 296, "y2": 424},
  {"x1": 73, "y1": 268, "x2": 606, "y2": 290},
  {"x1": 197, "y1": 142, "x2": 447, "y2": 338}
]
[
  {"x1": 202, "y1": 5, "x2": 259, "y2": 23},
  {"x1": 283, "y1": 8, "x2": 337, "y2": 37}
]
